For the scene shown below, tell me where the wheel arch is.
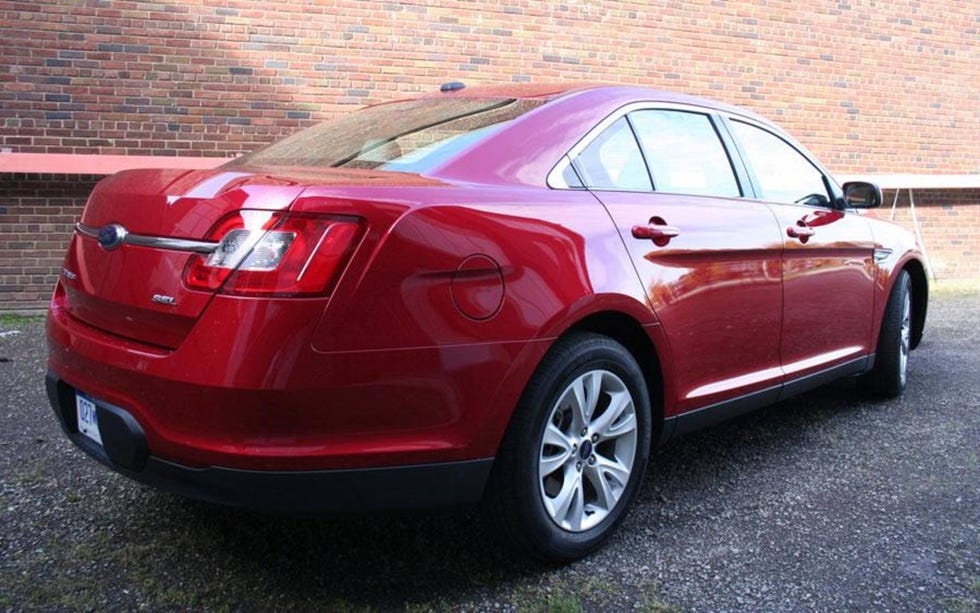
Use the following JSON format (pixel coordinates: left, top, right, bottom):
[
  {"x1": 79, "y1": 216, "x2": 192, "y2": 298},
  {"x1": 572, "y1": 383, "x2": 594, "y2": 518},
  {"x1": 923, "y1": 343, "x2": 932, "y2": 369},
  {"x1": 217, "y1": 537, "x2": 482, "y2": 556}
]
[
  {"x1": 563, "y1": 310, "x2": 667, "y2": 445},
  {"x1": 900, "y1": 257, "x2": 928, "y2": 350}
]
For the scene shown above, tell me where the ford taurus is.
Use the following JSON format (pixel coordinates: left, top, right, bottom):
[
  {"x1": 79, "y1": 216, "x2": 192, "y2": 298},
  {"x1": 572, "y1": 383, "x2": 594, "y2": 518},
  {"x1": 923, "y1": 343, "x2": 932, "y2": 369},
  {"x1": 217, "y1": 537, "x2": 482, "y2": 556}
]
[{"x1": 45, "y1": 84, "x2": 927, "y2": 561}]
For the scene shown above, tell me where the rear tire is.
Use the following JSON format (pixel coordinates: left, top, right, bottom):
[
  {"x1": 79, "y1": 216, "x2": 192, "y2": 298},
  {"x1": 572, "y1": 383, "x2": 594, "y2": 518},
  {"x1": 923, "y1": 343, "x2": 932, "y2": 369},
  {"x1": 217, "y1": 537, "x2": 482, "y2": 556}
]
[
  {"x1": 860, "y1": 269, "x2": 912, "y2": 398},
  {"x1": 484, "y1": 332, "x2": 652, "y2": 562}
]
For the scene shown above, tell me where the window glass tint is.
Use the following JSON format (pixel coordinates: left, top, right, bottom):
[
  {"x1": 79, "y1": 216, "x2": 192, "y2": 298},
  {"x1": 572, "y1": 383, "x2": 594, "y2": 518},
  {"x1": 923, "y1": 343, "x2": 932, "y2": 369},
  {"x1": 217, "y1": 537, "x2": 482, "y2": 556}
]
[
  {"x1": 629, "y1": 110, "x2": 740, "y2": 198},
  {"x1": 574, "y1": 117, "x2": 652, "y2": 191},
  {"x1": 561, "y1": 161, "x2": 584, "y2": 188},
  {"x1": 730, "y1": 120, "x2": 830, "y2": 206},
  {"x1": 227, "y1": 98, "x2": 543, "y2": 172}
]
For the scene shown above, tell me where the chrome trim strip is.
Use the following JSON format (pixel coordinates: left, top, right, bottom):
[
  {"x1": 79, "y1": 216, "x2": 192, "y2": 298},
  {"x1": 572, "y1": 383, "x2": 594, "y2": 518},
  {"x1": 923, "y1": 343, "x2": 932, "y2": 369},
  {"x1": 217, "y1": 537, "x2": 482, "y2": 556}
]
[
  {"x1": 123, "y1": 234, "x2": 219, "y2": 253},
  {"x1": 74, "y1": 223, "x2": 99, "y2": 239},
  {"x1": 75, "y1": 223, "x2": 219, "y2": 254}
]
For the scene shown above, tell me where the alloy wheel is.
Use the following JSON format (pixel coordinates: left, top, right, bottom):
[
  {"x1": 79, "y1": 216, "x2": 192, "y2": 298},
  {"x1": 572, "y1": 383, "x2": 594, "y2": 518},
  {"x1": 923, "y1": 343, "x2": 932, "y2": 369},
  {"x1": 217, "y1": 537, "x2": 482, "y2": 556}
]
[{"x1": 538, "y1": 369, "x2": 638, "y2": 532}]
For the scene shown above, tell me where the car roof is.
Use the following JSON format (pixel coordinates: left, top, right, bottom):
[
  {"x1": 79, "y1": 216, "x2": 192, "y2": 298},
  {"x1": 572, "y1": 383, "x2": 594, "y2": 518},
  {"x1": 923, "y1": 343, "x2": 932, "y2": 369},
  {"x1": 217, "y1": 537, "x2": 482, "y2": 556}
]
[
  {"x1": 424, "y1": 84, "x2": 777, "y2": 187},
  {"x1": 418, "y1": 82, "x2": 596, "y2": 100},
  {"x1": 418, "y1": 83, "x2": 764, "y2": 121}
]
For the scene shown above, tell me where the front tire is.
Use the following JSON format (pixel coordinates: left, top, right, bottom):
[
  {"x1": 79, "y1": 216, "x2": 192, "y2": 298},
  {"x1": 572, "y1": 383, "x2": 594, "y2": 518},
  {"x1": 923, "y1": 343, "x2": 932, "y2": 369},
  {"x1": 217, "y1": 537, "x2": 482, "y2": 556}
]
[
  {"x1": 860, "y1": 269, "x2": 912, "y2": 398},
  {"x1": 484, "y1": 332, "x2": 652, "y2": 562}
]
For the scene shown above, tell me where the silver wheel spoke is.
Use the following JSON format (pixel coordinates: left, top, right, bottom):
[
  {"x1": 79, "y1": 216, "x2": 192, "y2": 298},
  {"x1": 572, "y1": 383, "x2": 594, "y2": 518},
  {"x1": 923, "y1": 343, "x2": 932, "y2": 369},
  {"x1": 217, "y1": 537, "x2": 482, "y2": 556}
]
[
  {"x1": 591, "y1": 390, "x2": 635, "y2": 440},
  {"x1": 543, "y1": 422, "x2": 572, "y2": 451},
  {"x1": 583, "y1": 370, "x2": 602, "y2": 422},
  {"x1": 539, "y1": 452, "x2": 571, "y2": 479},
  {"x1": 899, "y1": 292, "x2": 911, "y2": 384},
  {"x1": 595, "y1": 454, "x2": 631, "y2": 487},
  {"x1": 548, "y1": 470, "x2": 582, "y2": 527},
  {"x1": 584, "y1": 463, "x2": 616, "y2": 511},
  {"x1": 901, "y1": 294, "x2": 911, "y2": 354},
  {"x1": 569, "y1": 371, "x2": 602, "y2": 428},
  {"x1": 568, "y1": 477, "x2": 585, "y2": 531},
  {"x1": 540, "y1": 423, "x2": 574, "y2": 478}
]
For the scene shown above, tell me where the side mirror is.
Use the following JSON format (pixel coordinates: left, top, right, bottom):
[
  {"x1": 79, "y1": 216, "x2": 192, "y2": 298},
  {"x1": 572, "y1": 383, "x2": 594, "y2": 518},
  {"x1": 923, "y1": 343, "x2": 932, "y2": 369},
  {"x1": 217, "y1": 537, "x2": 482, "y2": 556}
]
[{"x1": 841, "y1": 181, "x2": 883, "y2": 208}]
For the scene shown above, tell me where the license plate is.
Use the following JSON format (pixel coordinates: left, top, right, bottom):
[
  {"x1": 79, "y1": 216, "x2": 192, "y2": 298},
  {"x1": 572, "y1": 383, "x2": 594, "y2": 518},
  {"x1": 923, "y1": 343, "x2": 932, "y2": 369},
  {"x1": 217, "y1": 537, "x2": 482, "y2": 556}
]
[{"x1": 76, "y1": 392, "x2": 103, "y2": 446}]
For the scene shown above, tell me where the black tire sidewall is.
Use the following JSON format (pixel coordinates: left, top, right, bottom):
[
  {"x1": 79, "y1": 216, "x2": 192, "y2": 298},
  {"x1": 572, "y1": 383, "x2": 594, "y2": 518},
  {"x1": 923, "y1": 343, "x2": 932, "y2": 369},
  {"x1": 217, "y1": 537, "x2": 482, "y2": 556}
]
[
  {"x1": 863, "y1": 270, "x2": 911, "y2": 397},
  {"x1": 885, "y1": 271, "x2": 912, "y2": 388}
]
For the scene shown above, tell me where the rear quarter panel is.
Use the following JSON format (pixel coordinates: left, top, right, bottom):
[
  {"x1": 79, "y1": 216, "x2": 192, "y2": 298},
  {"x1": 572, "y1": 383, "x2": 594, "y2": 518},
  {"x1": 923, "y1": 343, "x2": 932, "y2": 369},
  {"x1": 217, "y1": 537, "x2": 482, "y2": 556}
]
[
  {"x1": 308, "y1": 186, "x2": 653, "y2": 351},
  {"x1": 305, "y1": 185, "x2": 655, "y2": 456}
]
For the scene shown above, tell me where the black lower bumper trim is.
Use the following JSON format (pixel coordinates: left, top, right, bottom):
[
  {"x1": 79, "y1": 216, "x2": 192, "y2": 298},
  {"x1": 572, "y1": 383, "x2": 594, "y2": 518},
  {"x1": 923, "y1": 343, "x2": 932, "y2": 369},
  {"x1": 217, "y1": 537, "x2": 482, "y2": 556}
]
[
  {"x1": 46, "y1": 371, "x2": 494, "y2": 511},
  {"x1": 131, "y1": 456, "x2": 494, "y2": 512}
]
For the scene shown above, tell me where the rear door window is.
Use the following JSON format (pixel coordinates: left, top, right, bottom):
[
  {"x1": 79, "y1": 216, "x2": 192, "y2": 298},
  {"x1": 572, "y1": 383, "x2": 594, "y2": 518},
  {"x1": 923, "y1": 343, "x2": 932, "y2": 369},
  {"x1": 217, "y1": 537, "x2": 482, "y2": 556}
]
[
  {"x1": 573, "y1": 117, "x2": 652, "y2": 191},
  {"x1": 629, "y1": 110, "x2": 741, "y2": 198}
]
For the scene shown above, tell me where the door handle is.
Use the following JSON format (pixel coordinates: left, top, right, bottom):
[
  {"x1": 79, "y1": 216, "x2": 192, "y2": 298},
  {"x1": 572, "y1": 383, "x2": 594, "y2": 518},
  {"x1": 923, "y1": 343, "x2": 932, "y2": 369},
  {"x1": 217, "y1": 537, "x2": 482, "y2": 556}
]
[
  {"x1": 786, "y1": 223, "x2": 815, "y2": 242},
  {"x1": 632, "y1": 224, "x2": 681, "y2": 241}
]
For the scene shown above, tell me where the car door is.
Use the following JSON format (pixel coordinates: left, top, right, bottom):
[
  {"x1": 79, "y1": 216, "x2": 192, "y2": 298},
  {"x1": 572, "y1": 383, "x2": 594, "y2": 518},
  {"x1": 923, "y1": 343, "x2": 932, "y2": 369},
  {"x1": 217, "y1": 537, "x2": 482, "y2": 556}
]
[
  {"x1": 724, "y1": 118, "x2": 876, "y2": 390},
  {"x1": 566, "y1": 107, "x2": 785, "y2": 416}
]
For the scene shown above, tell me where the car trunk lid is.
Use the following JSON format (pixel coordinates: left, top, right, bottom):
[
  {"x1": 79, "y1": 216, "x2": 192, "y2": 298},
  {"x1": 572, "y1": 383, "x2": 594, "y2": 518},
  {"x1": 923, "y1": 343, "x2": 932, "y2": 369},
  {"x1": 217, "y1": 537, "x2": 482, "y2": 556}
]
[
  {"x1": 62, "y1": 168, "x2": 309, "y2": 348},
  {"x1": 61, "y1": 166, "x2": 444, "y2": 348}
]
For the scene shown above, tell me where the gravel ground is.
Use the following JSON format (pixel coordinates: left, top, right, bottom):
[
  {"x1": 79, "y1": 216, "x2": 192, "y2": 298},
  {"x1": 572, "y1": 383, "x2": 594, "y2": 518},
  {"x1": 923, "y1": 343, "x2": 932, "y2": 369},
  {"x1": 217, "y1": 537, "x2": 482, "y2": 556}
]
[{"x1": 1, "y1": 291, "x2": 978, "y2": 612}]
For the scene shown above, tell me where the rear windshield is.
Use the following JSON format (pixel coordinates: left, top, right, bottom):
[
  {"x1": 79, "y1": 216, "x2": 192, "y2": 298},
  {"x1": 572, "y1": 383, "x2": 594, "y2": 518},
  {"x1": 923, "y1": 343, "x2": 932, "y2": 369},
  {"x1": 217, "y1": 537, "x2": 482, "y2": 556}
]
[{"x1": 227, "y1": 97, "x2": 543, "y2": 172}]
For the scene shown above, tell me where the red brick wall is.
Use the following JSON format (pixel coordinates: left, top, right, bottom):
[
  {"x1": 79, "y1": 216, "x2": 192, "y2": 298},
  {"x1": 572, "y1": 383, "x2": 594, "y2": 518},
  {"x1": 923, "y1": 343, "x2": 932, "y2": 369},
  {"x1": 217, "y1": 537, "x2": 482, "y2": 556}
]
[
  {"x1": 880, "y1": 189, "x2": 980, "y2": 281},
  {"x1": 0, "y1": 174, "x2": 96, "y2": 309},
  {"x1": 1, "y1": 0, "x2": 977, "y2": 174}
]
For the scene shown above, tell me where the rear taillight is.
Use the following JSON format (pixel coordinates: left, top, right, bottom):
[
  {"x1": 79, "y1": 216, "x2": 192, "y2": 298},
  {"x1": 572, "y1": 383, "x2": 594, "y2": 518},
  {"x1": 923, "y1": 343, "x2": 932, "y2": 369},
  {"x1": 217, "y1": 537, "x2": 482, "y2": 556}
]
[{"x1": 184, "y1": 210, "x2": 361, "y2": 296}]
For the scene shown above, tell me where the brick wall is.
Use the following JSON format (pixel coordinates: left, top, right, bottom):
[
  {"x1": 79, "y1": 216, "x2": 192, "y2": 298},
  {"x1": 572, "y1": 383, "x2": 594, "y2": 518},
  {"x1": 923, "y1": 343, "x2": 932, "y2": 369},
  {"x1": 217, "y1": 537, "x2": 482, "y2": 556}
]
[
  {"x1": 2, "y1": 0, "x2": 977, "y2": 173},
  {"x1": 0, "y1": 1, "x2": 977, "y2": 309},
  {"x1": 880, "y1": 189, "x2": 980, "y2": 281},
  {"x1": 0, "y1": 174, "x2": 96, "y2": 309}
]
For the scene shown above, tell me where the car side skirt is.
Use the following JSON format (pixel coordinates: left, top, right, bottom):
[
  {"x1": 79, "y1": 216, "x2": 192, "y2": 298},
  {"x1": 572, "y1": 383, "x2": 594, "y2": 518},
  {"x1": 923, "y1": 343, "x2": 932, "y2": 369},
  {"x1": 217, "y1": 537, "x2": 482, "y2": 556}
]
[{"x1": 664, "y1": 355, "x2": 874, "y2": 439}]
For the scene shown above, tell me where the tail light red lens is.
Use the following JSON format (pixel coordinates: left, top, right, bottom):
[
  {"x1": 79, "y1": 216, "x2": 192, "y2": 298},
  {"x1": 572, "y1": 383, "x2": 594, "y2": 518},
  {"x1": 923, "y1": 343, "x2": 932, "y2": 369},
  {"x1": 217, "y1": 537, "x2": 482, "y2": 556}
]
[{"x1": 184, "y1": 211, "x2": 361, "y2": 296}]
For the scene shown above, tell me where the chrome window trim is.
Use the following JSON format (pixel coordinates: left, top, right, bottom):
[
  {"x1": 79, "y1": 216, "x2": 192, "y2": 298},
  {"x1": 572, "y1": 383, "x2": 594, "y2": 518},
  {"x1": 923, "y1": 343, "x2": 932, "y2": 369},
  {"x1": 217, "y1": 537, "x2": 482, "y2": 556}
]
[
  {"x1": 75, "y1": 223, "x2": 219, "y2": 254},
  {"x1": 546, "y1": 101, "x2": 742, "y2": 191},
  {"x1": 548, "y1": 155, "x2": 575, "y2": 190}
]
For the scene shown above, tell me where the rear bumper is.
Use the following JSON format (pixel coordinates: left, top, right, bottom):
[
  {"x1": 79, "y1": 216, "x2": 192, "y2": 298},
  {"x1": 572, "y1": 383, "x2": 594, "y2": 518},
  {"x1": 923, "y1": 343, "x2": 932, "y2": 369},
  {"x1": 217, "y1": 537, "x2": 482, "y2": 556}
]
[
  {"x1": 47, "y1": 371, "x2": 493, "y2": 511},
  {"x1": 46, "y1": 297, "x2": 545, "y2": 471}
]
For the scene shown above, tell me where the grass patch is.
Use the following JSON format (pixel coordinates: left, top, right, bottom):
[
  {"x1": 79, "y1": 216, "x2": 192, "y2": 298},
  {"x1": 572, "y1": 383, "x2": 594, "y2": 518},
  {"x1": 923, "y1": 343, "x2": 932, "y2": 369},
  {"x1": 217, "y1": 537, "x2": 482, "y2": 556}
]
[
  {"x1": 13, "y1": 460, "x2": 49, "y2": 486},
  {"x1": 940, "y1": 596, "x2": 978, "y2": 613},
  {"x1": 515, "y1": 585, "x2": 584, "y2": 613},
  {"x1": 938, "y1": 576, "x2": 979, "y2": 612},
  {"x1": 642, "y1": 596, "x2": 684, "y2": 613},
  {"x1": 637, "y1": 579, "x2": 683, "y2": 613},
  {"x1": 542, "y1": 591, "x2": 583, "y2": 613},
  {"x1": 0, "y1": 313, "x2": 46, "y2": 325},
  {"x1": 515, "y1": 574, "x2": 644, "y2": 613}
]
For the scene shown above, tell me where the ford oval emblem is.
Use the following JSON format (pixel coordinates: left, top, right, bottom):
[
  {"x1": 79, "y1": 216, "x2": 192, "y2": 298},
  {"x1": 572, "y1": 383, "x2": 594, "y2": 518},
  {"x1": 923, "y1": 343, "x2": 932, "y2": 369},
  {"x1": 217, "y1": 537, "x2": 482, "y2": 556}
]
[{"x1": 97, "y1": 224, "x2": 127, "y2": 250}]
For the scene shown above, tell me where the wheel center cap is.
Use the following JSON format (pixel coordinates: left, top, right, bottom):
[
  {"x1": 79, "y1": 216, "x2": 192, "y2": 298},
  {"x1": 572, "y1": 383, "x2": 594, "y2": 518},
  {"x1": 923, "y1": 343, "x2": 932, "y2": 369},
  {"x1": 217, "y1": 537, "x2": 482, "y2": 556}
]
[{"x1": 579, "y1": 439, "x2": 593, "y2": 460}]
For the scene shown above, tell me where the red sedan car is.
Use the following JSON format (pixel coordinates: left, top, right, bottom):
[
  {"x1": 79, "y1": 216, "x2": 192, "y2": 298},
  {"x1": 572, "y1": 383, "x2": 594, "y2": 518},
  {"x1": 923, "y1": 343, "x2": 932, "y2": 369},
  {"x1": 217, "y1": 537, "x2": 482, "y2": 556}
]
[{"x1": 46, "y1": 84, "x2": 927, "y2": 561}]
